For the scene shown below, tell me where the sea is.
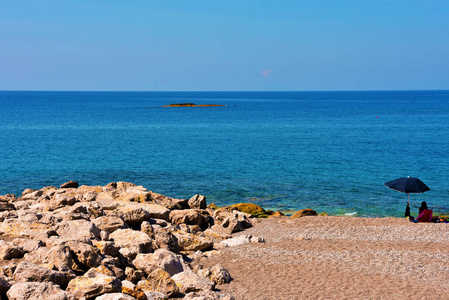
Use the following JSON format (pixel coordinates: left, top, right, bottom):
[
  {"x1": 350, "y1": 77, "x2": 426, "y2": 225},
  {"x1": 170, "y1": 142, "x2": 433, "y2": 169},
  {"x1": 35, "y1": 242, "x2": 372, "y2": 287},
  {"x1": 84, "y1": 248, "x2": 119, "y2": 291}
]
[{"x1": 1, "y1": 90, "x2": 448, "y2": 217}]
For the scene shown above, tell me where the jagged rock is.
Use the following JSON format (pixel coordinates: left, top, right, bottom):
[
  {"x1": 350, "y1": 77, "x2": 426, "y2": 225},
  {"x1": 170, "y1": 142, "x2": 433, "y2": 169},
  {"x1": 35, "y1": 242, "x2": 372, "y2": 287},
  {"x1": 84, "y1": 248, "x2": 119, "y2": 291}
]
[
  {"x1": 184, "y1": 290, "x2": 235, "y2": 300},
  {"x1": 137, "y1": 268, "x2": 179, "y2": 297},
  {"x1": 132, "y1": 249, "x2": 185, "y2": 277},
  {"x1": 172, "y1": 231, "x2": 213, "y2": 252},
  {"x1": 124, "y1": 267, "x2": 145, "y2": 284},
  {"x1": 55, "y1": 220, "x2": 101, "y2": 243},
  {"x1": 17, "y1": 211, "x2": 41, "y2": 223},
  {"x1": 94, "y1": 241, "x2": 119, "y2": 256},
  {"x1": 39, "y1": 213, "x2": 63, "y2": 225},
  {"x1": 22, "y1": 188, "x2": 36, "y2": 197},
  {"x1": 92, "y1": 216, "x2": 128, "y2": 234},
  {"x1": 0, "y1": 193, "x2": 17, "y2": 202},
  {"x1": 212, "y1": 209, "x2": 252, "y2": 234},
  {"x1": 0, "y1": 219, "x2": 53, "y2": 239},
  {"x1": 12, "y1": 200, "x2": 34, "y2": 210},
  {"x1": 208, "y1": 264, "x2": 232, "y2": 285},
  {"x1": 77, "y1": 192, "x2": 98, "y2": 203},
  {"x1": 215, "y1": 209, "x2": 252, "y2": 228},
  {"x1": 101, "y1": 258, "x2": 126, "y2": 280},
  {"x1": 24, "y1": 245, "x2": 73, "y2": 272},
  {"x1": 206, "y1": 226, "x2": 232, "y2": 239},
  {"x1": 90, "y1": 265, "x2": 116, "y2": 278},
  {"x1": 0, "y1": 202, "x2": 15, "y2": 211},
  {"x1": 153, "y1": 226, "x2": 179, "y2": 253},
  {"x1": 21, "y1": 190, "x2": 43, "y2": 201},
  {"x1": 101, "y1": 231, "x2": 110, "y2": 241},
  {"x1": 72, "y1": 202, "x2": 104, "y2": 218},
  {"x1": 96, "y1": 293, "x2": 136, "y2": 300},
  {"x1": 121, "y1": 280, "x2": 147, "y2": 300},
  {"x1": 141, "y1": 221, "x2": 154, "y2": 238},
  {"x1": 109, "y1": 229, "x2": 153, "y2": 259},
  {"x1": 220, "y1": 217, "x2": 244, "y2": 234},
  {"x1": 116, "y1": 203, "x2": 170, "y2": 225},
  {"x1": 169, "y1": 210, "x2": 209, "y2": 230},
  {"x1": 96, "y1": 193, "x2": 118, "y2": 209},
  {"x1": 60, "y1": 181, "x2": 79, "y2": 189},
  {"x1": 149, "y1": 218, "x2": 169, "y2": 227},
  {"x1": 197, "y1": 264, "x2": 232, "y2": 285},
  {"x1": 46, "y1": 193, "x2": 77, "y2": 211},
  {"x1": 0, "y1": 210, "x2": 18, "y2": 222},
  {"x1": 171, "y1": 270, "x2": 215, "y2": 294},
  {"x1": 66, "y1": 268, "x2": 122, "y2": 299},
  {"x1": 13, "y1": 261, "x2": 75, "y2": 287},
  {"x1": 7, "y1": 282, "x2": 75, "y2": 300},
  {"x1": 113, "y1": 182, "x2": 136, "y2": 192},
  {"x1": 188, "y1": 195, "x2": 207, "y2": 210},
  {"x1": 66, "y1": 241, "x2": 102, "y2": 269},
  {"x1": 1, "y1": 263, "x2": 17, "y2": 277},
  {"x1": 0, "y1": 240, "x2": 24, "y2": 260},
  {"x1": 291, "y1": 208, "x2": 318, "y2": 218},
  {"x1": 115, "y1": 190, "x2": 149, "y2": 203},
  {"x1": 147, "y1": 191, "x2": 189, "y2": 210},
  {"x1": 105, "y1": 182, "x2": 118, "y2": 189}
]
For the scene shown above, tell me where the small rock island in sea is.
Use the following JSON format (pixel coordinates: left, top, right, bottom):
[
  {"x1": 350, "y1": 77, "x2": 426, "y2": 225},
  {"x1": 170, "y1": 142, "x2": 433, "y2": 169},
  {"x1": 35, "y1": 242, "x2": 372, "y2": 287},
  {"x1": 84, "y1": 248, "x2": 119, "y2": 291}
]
[{"x1": 163, "y1": 103, "x2": 227, "y2": 107}]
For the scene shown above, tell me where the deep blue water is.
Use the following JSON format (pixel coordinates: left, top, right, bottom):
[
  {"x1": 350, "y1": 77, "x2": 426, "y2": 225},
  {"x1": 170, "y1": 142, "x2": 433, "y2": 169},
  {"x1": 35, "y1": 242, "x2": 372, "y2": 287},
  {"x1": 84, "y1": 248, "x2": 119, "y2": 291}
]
[{"x1": 1, "y1": 90, "x2": 449, "y2": 217}]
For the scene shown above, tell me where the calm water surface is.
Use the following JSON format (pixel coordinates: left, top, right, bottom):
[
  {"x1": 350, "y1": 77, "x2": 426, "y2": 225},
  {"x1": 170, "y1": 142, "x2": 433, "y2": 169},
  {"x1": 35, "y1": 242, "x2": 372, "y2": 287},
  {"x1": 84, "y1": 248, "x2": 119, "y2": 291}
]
[{"x1": 1, "y1": 91, "x2": 448, "y2": 217}]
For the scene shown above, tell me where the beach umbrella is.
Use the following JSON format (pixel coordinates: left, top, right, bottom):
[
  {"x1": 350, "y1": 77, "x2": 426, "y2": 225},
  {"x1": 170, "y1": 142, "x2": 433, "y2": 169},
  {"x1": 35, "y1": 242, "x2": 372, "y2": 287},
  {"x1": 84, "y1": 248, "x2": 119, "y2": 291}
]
[{"x1": 384, "y1": 177, "x2": 430, "y2": 215}]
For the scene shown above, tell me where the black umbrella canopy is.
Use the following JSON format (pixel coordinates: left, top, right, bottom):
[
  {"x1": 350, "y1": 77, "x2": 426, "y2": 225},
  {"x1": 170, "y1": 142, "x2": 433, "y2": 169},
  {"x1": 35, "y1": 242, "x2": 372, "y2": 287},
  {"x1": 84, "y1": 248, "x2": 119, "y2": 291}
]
[
  {"x1": 385, "y1": 177, "x2": 430, "y2": 214},
  {"x1": 384, "y1": 177, "x2": 430, "y2": 194}
]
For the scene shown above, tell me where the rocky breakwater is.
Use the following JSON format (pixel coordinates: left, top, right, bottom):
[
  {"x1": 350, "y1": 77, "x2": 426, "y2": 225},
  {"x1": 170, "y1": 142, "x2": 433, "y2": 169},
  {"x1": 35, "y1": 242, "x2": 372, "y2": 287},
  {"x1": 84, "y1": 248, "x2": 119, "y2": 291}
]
[{"x1": 0, "y1": 181, "x2": 265, "y2": 300}]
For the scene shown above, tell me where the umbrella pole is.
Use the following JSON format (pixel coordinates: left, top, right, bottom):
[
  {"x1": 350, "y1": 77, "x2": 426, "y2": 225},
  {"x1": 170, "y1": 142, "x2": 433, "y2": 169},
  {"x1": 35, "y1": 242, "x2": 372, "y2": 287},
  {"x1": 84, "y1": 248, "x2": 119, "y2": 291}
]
[{"x1": 407, "y1": 193, "x2": 410, "y2": 205}]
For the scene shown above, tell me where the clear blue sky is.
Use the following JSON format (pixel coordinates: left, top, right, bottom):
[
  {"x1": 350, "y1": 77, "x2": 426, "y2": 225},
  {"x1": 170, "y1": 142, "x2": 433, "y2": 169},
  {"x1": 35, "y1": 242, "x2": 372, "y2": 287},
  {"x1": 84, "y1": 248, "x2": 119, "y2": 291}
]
[{"x1": 1, "y1": 0, "x2": 448, "y2": 91}]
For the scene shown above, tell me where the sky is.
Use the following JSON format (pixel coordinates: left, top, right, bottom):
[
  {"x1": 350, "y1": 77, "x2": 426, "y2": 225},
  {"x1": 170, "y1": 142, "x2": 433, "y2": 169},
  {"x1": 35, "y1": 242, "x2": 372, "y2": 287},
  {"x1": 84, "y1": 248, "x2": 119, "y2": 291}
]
[{"x1": 1, "y1": 0, "x2": 448, "y2": 91}]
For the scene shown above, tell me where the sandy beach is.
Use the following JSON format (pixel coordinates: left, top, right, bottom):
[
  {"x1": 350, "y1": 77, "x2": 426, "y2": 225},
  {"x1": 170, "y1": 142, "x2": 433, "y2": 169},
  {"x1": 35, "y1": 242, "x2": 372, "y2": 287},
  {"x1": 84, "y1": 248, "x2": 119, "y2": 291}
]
[{"x1": 197, "y1": 216, "x2": 449, "y2": 299}]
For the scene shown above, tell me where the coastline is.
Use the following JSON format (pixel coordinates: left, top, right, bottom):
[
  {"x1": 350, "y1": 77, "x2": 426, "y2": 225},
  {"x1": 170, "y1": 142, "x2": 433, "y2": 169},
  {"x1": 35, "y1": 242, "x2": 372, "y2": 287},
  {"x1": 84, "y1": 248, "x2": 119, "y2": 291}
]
[{"x1": 1, "y1": 182, "x2": 449, "y2": 299}]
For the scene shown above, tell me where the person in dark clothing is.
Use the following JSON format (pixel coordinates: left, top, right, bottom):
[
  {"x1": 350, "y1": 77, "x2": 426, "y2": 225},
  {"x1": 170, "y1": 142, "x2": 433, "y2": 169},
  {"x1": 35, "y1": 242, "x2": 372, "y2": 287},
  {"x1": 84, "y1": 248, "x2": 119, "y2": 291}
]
[
  {"x1": 405, "y1": 202, "x2": 410, "y2": 217},
  {"x1": 418, "y1": 201, "x2": 428, "y2": 215}
]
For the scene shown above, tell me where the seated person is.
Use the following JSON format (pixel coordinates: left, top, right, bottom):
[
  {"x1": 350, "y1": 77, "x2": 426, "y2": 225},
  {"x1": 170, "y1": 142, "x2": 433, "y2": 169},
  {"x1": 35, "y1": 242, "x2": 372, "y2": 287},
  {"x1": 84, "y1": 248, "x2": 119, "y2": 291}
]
[{"x1": 415, "y1": 201, "x2": 433, "y2": 222}]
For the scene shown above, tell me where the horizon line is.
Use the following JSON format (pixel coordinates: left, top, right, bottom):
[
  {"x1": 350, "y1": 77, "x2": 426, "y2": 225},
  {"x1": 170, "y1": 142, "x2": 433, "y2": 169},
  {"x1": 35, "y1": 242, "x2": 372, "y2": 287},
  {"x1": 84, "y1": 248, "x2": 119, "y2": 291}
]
[{"x1": 1, "y1": 89, "x2": 448, "y2": 93}]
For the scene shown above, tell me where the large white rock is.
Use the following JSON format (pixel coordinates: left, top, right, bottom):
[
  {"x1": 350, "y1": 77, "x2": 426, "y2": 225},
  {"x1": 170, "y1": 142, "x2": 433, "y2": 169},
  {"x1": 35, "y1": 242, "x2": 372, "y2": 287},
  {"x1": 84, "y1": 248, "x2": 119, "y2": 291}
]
[
  {"x1": 66, "y1": 269, "x2": 122, "y2": 299},
  {"x1": 13, "y1": 261, "x2": 74, "y2": 287},
  {"x1": 7, "y1": 282, "x2": 75, "y2": 300},
  {"x1": 92, "y1": 216, "x2": 128, "y2": 234},
  {"x1": 109, "y1": 229, "x2": 153, "y2": 259},
  {"x1": 132, "y1": 249, "x2": 185, "y2": 276},
  {"x1": 219, "y1": 235, "x2": 251, "y2": 247},
  {"x1": 171, "y1": 270, "x2": 215, "y2": 294},
  {"x1": 55, "y1": 220, "x2": 101, "y2": 243}
]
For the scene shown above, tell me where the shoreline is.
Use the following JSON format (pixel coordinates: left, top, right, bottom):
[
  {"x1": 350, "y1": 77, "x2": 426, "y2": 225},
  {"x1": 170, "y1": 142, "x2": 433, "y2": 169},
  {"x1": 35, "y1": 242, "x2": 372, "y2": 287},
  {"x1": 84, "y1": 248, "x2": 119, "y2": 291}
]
[
  {"x1": 198, "y1": 215, "x2": 449, "y2": 299},
  {"x1": 1, "y1": 182, "x2": 449, "y2": 299}
]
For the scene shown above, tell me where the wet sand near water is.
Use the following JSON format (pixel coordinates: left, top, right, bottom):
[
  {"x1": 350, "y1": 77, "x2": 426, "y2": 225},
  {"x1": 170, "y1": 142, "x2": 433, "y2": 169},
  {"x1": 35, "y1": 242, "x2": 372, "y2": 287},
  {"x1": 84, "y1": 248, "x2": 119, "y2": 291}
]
[{"x1": 198, "y1": 216, "x2": 449, "y2": 299}]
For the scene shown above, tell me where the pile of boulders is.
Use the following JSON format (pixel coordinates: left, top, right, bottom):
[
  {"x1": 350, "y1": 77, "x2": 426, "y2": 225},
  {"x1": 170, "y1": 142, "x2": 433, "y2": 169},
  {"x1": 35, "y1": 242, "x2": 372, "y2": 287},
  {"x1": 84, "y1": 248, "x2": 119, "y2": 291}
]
[{"x1": 0, "y1": 181, "x2": 265, "y2": 300}]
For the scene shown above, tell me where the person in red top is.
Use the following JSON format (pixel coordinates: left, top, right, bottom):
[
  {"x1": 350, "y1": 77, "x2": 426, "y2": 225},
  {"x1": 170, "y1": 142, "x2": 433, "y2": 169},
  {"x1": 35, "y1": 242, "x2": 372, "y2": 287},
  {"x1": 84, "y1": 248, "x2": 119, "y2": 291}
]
[{"x1": 415, "y1": 201, "x2": 433, "y2": 222}]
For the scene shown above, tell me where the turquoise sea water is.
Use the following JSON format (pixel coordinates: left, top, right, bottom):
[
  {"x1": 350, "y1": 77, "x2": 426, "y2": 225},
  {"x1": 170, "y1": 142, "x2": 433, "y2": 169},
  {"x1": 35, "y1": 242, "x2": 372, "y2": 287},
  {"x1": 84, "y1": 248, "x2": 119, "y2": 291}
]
[{"x1": 1, "y1": 91, "x2": 448, "y2": 217}]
